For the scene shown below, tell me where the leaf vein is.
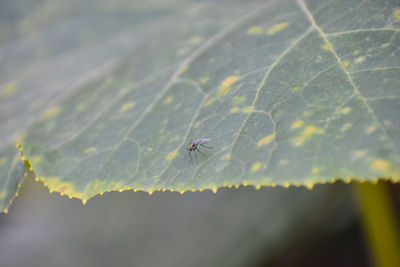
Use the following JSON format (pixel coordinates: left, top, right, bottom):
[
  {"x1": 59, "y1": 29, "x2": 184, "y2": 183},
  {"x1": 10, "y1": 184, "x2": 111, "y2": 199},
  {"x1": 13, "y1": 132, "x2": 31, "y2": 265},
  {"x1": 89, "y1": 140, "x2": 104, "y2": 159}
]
[{"x1": 297, "y1": 0, "x2": 399, "y2": 157}]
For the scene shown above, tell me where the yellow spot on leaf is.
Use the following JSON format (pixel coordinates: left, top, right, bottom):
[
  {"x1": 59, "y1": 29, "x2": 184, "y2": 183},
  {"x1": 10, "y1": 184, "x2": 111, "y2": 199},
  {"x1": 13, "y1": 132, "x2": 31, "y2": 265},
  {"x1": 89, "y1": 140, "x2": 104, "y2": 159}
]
[
  {"x1": 354, "y1": 150, "x2": 368, "y2": 160},
  {"x1": 292, "y1": 86, "x2": 301, "y2": 92},
  {"x1": 342, "y1": 61, "x2": 350, "y2": 68},
  {"x1": 247, "y1": 25, "x2": 264, "y2": 35},
  {"x1": 242, "y1": 106, "x2": 253, "y2": 113},
  {"x1": 250, "y1": 162, "x2": 262, "y2": 172},
  {"x1": 167, "y1": 150, "x2": 178, "y2": 160},
  {"x1": 311, "y1": 166, "x2": 322, "y2": 175},
  {"x1": 200, "y1": 77, "x2": 209, "y2": 84},
  {"x1": 381, "y1": 42, "x2": 390, "y2": 49},
  {"x1": 121, "y1": 101, "x2": 135, "y2": 112},
  {"x1": 355, "y1": 56, "x2": 365, "y2": 64},
  {"x1": 218, "y1": 76, "x2": 239, "y2": 96},
  {"x1": 31, "y1": 156, "x2": 41, "y2": 165},
  {"x1": 231, "y1": 106, "x2": 239, "y2": 113},
  {"x1": 323, "y1": 43, "x2": 331, "y2": 50},
  {"x1": 40, "y1": 177, "x2": 84, "y2": 199},
  {"x1": 24, "y1": 159, "x2": 32, "y2": 171},
  {"x1": 204, "y1": 97, "x2": 215, "y2": 106},
  {"x1": 43, "y1": 107, "x2": 60, "y2": 119},
  {"x1": 223, "y1": 153, "x2": 231, "y2": 160},
  {"x1": 291, "y1": 120, "x2": 304, "y2": 129},
  {"x1": 339, "y1": 107, "x2": 351, "y2": 115},
  {"x1": 2, "y1": 82, "x2": 16, "y2": 95},
  {"x1": 353, "y1": 50, "x2": 360, "y2": 55},
  {"x1": 84, "y1": 147, "x2": 96, "y2": 154},
  {"x1": 366, "y1": 125, "x2": 377, "y2": 135},
  {"x1": 178, "y1": 65, "x2": 188, "y2": 75},
  {"x1": 0, "y1": 157, "x2": 5, "y2": 166},
  {"x1": 190, "y1": 36, "x2": 203, "y2": 44},
  {"x1": 371, "y1": 159, "x2": 391, "y2": 172},
  {"x1": 0, "y1": 189, "x2": 6, "y2": 200},
  {"x1": 76, "y1": 103, "x2": 85, "y2": 111},
  {"x1": 266, "y1": 22, "x2": 289, "y2": 35},
  {"x1": 164, "y1": 96, "x2": 173, "y2": 104},
  {"x1": 341, "y1": 123, "x2": 352, "y2": 132},
  {"x1": 279, "y1": 159, "x2": 289, "y2": 166},
  {"x1": 292, "y1": 125, "x2": 324, "y2": 146},
  {"x1": 113, "y1": 181, "x2": 123, "y2": 189},
  {"x1": 233, "y1": 95, "x2": 246, "y2": 104},
  {"x1": 257, "y1": 133, "x2": 275, "y2": 147},
  {"x1": 305, "y1": 125, "x2": 323, "y2": 135},
  {"x1": 393, "y1": 9, "x2": 400, "y2": 20}
]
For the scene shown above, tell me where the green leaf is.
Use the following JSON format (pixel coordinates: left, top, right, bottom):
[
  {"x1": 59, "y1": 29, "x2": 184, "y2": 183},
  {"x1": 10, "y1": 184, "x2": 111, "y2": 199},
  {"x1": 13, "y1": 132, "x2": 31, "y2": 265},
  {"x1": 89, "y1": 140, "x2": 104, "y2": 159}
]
[
  {"x1": 0, "y1": 145, "x2": 25, "y2": 213},
  {"x1": 1, "y1": 0, "x2": 400, "y2": 204}
]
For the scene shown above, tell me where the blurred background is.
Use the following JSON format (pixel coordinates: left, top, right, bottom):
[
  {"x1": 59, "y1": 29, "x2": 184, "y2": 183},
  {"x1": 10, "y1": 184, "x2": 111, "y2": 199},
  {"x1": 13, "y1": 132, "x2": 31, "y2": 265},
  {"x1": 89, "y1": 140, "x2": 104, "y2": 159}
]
[{"x1": 1, "y1": 175, "x2": 399, "y2": 267}]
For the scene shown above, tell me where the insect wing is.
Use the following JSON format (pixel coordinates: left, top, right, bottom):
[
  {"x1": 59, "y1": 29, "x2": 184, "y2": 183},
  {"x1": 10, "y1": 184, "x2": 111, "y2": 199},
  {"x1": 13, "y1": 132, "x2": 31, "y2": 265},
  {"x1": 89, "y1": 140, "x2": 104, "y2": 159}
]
[{"x1": 194, "y1": 138, "x2": 211, "y2": 145}]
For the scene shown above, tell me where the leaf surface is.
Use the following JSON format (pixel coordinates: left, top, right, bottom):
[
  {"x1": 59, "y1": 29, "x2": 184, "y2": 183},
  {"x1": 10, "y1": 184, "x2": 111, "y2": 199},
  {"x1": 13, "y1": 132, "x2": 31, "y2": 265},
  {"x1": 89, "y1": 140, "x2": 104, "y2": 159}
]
[{"x1": 1, "y1": 0, "x2": 400, "y2": 204}]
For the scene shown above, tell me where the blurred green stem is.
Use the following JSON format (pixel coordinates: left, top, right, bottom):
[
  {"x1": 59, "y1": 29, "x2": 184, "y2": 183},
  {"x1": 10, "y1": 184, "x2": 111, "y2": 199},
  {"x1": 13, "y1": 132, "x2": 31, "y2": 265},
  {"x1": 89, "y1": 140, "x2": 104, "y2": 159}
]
[{"x1": 358, "y1": 182, "x2": 400, "y2": 267}]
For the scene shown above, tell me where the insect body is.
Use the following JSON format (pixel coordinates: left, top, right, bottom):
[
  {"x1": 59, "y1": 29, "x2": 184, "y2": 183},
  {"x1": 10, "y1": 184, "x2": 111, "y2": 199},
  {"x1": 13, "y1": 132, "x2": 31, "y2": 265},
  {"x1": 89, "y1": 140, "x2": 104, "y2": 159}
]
[{"x1": 187, "y1": 138, "x2": 212, "y2": 162}]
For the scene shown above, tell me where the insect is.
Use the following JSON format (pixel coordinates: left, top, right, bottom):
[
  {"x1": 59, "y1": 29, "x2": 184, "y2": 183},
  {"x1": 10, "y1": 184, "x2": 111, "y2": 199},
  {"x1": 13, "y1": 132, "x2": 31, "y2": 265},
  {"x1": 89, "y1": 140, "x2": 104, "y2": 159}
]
[{"x1": 187, "y1": 138, "x2": 212, "y2": 162}]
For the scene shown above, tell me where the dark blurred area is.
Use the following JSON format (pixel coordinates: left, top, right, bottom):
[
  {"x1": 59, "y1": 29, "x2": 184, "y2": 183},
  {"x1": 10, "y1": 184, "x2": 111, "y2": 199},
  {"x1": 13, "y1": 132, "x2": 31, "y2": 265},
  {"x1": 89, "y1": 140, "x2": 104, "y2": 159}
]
[{"x1": 2, "y1": 174, "x2": 399, "y2": 267}]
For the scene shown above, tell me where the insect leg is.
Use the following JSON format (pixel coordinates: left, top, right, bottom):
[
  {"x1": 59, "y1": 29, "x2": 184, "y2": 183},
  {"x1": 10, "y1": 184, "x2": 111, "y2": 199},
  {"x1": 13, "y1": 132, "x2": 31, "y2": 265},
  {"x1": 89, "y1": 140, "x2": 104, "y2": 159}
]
[
  {"x1": 196, "y1": 148, "x2": 206, "y2": 156},
  {"x1": 199, "y1": 144, "x2": 213, "y2": 149}
]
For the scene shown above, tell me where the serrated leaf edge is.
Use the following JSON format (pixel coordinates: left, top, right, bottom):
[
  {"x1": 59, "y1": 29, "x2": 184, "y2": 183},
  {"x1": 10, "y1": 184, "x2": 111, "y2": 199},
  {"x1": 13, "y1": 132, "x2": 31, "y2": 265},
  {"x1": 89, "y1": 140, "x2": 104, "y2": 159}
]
[{"x1": 15, "y1": 142, "x2": 399, "y2": 206}]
